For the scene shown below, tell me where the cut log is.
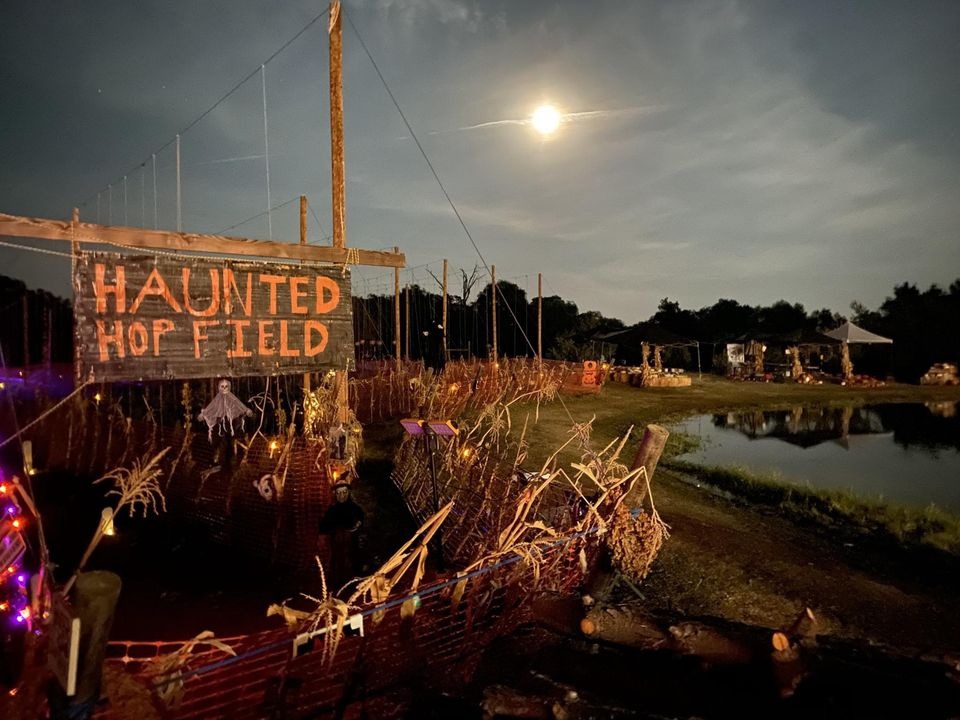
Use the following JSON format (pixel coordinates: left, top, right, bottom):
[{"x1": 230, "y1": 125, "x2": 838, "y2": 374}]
[
  {"x1": 580, "y1": 605, "x2": 672, "y2": 649},
  {"x1": 786, "y1": 606, "x2": 819, "y2": 641}
]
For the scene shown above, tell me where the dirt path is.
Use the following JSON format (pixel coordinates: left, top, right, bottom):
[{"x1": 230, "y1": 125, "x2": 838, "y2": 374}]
[{"x1": 642, "y1": 472, "x2": 960, "y2": 651}]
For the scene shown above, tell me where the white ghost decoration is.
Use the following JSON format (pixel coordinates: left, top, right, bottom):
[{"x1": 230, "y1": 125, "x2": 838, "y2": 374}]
[{"x1": 199, "y1": 379, "x2": 254, "y2": 442}]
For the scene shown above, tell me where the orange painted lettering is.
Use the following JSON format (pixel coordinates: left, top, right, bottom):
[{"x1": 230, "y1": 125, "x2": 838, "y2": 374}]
[
  {"x1": 192, "y1": 320, "x2": 219, "y2": 359},
  {"x1": 130, "y1": 268, "x2": 182, "y2": 314},
  {"x1": 279, "y1": 320, "x2": 299, "y2": 357},
  {"x1": 304, "y1": 320, "x2": 328, "y2": 357},
  {"x1": 258, "y1": 320, "x2": 275, "y2": 356},
  {"x1": 151, "y1": 319, "x2": 174, "y2": 356},
  {"x1": 96, "y1": 320, "x2": 125, "y2": 361},
  {"x1": 289, "y1": 276, "x2": 309, "y2": 314},
  {"x1": 127, "y1": 322, "x2": 149, "y2": 356},
  {"x1": 226, "y1": 319, "x2": 252, "y2": 358},
  {"x1": 259, "y1": 274, "x2": 286, "y2": 315},
  {"x1": 93, "y1": 264, "x2": 126, "y2": 314},
  {"x1": 222, "y1": 269, "x2": 252, "y2": 316},
  {"x1": 182, "y1": 268, "x2": 221, "y2": 317},
  {"x1": 315, "y1": 276, "x2": 340, "y2": 314}
]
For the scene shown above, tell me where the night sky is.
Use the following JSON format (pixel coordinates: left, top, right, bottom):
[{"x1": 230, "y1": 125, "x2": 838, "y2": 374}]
[{"x1": 1, "y1": 0, "x2": 958, "y2": 322}]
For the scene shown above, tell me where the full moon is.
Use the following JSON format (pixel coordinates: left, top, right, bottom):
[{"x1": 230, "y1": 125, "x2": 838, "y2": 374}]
[{"x1": 531, "y1": 105, "x2": 561, "y2": 136}]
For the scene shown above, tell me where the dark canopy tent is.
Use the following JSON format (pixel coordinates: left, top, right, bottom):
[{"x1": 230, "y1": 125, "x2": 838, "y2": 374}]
[{"x1": 597, "y1": 322, "x2": 699, "y2": 371}]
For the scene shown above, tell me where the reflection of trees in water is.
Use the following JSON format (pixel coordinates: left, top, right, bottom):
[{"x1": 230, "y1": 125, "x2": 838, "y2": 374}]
[
  {"x1": 873, "y1": 403, "x2": 960, "y2": 452},
  {"x1": 712, "y1": 403, "x2": 960, "y2": 452}
]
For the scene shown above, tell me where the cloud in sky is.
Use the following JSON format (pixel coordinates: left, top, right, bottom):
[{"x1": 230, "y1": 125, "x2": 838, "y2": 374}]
[{"x1": 1, "y1": 0, "x2": 958, "y2": 324}]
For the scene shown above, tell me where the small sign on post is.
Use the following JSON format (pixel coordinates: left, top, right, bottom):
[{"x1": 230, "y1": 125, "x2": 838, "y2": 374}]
[{"x1": 48, "y1": 594, "x2": 81, "y2": 697}]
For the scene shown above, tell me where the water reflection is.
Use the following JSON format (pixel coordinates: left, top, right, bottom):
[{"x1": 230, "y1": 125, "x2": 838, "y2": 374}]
[
  {"x1": 674, "y1": 402, "x2": 960, "y2": 511},
  {"x1": 709, "y1": 403, "x2": 960, "y2": 453}
]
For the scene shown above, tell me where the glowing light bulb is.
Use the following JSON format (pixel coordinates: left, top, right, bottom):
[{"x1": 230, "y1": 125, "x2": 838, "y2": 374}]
[
  {"x1": 0, "y1": 483, "x2": 7, "y2": 494},
  {"x1": 94, "y1": 393, "x2": 102, "y2": 403}
]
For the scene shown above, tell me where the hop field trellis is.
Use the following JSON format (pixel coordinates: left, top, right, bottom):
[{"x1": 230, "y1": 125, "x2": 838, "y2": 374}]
[{"x1": 349, "y1": 357, "x2": 571, "y2": 424}]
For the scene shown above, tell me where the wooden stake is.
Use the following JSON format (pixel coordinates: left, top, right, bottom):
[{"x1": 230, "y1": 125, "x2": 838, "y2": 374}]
[
  {"x1": 631, "y1": 424, "x2": 669, "y2": 504},
  {"x1": 300, "y1": 196, "x2": 311, "y2": 394},
  {"x1": 71, "y1": 208, "x2": 80, "y2": 383},
  {"x1": 491, "y1": 264, "x2": 498, "y2": 363},
  {"x1": 442, "y1": 258, "x2": 448, "y2": 362},
  {"x1": 22, "y1": 295, "x2": 29, "y2": 367},
  {"x1": 537, "y1": 272, "x2": 542, "y2": 363},
  {"x1": 394, "y1": 247, "x2": 401, "y2": 368},
  {"x1": 329, "y1": 1, "x2": 345, "y2": 251},
  {"x1": 404, "y1": 286, "x2": 411, "y2": 361}
]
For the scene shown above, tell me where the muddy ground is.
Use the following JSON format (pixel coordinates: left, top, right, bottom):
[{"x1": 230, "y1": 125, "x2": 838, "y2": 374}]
[{"x1": 642, "y1": 470, "x2": 960, "y2": 651}]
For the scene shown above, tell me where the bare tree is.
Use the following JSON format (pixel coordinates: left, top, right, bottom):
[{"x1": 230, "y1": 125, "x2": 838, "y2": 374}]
[{"x1": 460, "y1": 264, "x2": 481, "y2": 305}]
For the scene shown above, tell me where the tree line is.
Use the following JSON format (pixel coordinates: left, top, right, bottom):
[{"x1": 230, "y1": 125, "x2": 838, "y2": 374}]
[{"x1": 1, "y1": 273, "x2": 957, "y2": 382}]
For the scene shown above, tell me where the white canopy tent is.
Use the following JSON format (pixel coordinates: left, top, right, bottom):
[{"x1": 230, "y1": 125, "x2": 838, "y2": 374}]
[
  {"x1": 823, "y1": 321, "x2": 893, "y2": 344},
  {"x1": 823, "y1": 321, "x2": 892, "y2": 380}
]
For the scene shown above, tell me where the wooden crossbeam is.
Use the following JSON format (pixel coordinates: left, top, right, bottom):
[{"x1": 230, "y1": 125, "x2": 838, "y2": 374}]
[{"x1": 0, "y1": 212, "x2": 405, "y2": 268}]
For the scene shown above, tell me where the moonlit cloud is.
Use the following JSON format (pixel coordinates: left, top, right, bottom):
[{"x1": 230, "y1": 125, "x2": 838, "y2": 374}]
[{"x1": 428, "y1": 105, "x2": 663, "y2": 136}]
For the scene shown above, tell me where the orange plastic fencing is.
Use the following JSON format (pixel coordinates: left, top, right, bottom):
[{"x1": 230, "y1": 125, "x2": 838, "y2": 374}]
[{"x1": 98, "y1": 527, "x2": 596, "y2": 719}]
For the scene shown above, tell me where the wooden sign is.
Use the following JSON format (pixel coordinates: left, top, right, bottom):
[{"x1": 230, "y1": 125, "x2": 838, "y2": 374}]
[
  {"x1": 73, "y1": 252, "x2": 353, "y2": 381},
  {"x1": 48, "y1": 594, "x2": 81, "y2": 696}
]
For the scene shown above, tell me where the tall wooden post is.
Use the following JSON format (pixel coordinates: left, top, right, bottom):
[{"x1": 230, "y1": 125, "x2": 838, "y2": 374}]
[
  {"x1": 394, "y1": 247, "x2": 401, "y2": 368},
  {"x1": 441, "y1": 258, "x2": 448, "y2": 361},
  {"x1": 329, "y1": 1, "x2": 345, "y2": 251},
  {"x1": 537, "y1": 272, "x2": 542, "y2": 363},
  {"x1": 71, "y1": 208, "x2": 80, "y2": 383},
  {"x1": 491, "y1": 264, "x2": 498, "y2": 363},
  {"x1": 21, "y1": 296, "x2": 29, "y2": 367},
  {"x1": 329, "y1": 0, "x2": 348, "y2": 422},
  {"x1": 300, "y1": 196, "x2": 311, "y2": 394},
  {"x1": 404, "y1": 286, "x2": 411, "y2": 361}
]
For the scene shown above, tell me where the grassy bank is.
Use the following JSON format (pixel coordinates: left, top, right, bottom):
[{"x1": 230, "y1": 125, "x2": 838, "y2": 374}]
[{"x1": 663, "y1": 458, "x2": 960, "y2": 555}]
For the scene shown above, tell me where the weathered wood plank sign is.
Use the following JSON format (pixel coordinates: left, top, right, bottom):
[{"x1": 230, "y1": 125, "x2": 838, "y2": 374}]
[{"x1": 74, "y1": 252, "x2": 353, "y2": 381}]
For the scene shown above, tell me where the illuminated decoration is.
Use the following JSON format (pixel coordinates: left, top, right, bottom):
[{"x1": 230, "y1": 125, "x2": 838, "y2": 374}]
[
  {"x1": 426, "y1": 420, "x2": 459, "y2": 437},
  {"x1": 400, "y1": 418, "x2": 425, "y2": 436},
  {"x1": 0, "y1": 479, "x2": 29, "y2": 626},
  {"x1": 100, "y1": 507, "x2": 116, "y2": 537}
]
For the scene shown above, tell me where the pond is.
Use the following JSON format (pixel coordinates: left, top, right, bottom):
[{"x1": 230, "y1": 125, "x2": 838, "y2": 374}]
[{"x1": 671, "y1": 402, "x2": 960, "y2": 512}]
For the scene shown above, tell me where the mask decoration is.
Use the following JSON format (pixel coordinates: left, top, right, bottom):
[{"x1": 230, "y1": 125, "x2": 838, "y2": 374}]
[
  {"x1": 254, "y1": 473, "x2": 277, "y2": 502},
  {"x1": 199, "y1": 379, "x2": 254, "y2": 442}
]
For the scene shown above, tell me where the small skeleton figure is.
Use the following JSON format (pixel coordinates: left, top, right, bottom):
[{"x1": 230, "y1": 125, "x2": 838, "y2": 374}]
[
  {"x1": 327, "y1": 423, "x2": 348, "y2": 460},
  {"x1": 199, "y1": 379, "x2": 254, "y2": 442}
]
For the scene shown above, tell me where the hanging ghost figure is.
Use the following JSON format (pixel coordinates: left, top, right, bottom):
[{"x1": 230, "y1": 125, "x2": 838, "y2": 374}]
[{"x1": 199, "y1": 379, "x2": 254, "y2": 442}]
